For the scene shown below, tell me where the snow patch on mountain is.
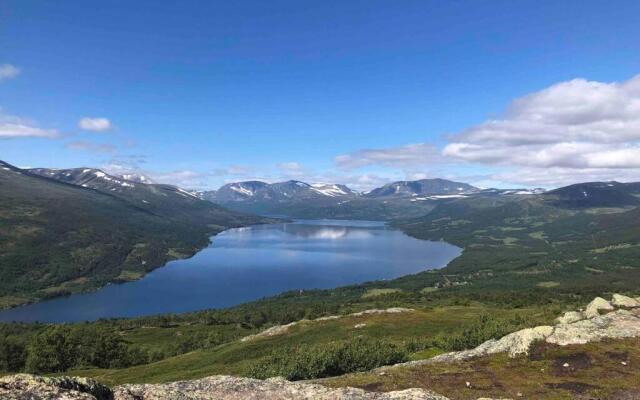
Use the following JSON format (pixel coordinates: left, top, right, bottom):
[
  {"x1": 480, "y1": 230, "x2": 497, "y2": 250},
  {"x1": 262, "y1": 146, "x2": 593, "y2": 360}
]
[{"x1": 310, "y1": 183, "x2": 352, "y2": 197}]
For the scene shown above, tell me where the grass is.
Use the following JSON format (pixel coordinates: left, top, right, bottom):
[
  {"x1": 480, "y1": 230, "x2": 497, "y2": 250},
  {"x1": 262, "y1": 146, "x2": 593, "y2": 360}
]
[
  {"x1": 319, "y1": 337, "x2": 640, "y2": 400},
  {"x1": 361, "y1": 289, "x2": 402, "y2": 298},
  {"x1": 67, "y1": 305, "x2": 552, "y2": 386}
]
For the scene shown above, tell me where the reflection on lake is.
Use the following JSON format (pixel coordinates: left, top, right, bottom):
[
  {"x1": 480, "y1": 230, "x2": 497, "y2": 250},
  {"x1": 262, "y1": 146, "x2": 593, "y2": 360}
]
[{"x1": 0, "y1": 220, "x2": 461, "y2": 323}]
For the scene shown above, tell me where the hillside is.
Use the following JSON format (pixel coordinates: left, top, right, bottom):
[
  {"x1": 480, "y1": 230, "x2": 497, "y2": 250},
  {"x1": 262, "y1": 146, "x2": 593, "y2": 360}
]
[
  {"x1": 544, "y1": 181, "x2": 640, "y2": 209},
  {"x1": 3, "y1": 295, "x2": 640, "y2": 399},
  {"x1": 0, "y1": 161, "x2": 266, "y2": 308}
]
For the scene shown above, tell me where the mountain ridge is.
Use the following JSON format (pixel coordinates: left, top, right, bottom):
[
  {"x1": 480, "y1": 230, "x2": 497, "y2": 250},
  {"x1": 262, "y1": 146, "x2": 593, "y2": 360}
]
[{"x1": 0, "y1": 161, "x2": 267, "y2": 308}]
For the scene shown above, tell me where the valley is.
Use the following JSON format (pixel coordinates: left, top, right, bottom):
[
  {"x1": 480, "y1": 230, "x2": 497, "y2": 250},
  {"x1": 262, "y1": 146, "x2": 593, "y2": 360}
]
[
  {"x1": 2, "y1": 160, "x2": 640, "y2": 399},
  {"x1": 0, "y1": 219, "x2": 460, "y2": 322}
]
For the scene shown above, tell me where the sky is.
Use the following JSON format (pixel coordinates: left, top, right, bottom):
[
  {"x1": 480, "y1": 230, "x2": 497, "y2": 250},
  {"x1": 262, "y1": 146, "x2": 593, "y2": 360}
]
[{"x1": 1, "y1": 0, "x2": 640, "y2": 191}]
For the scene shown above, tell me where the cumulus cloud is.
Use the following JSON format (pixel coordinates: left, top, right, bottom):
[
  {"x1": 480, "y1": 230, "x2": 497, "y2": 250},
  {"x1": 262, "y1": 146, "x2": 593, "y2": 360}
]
[
  {"x1": 0, "y1": 112, "x2": 59, "y2": 139},
  {"x1": 335, "y1": 143, "x2": 444, "y2": 169},
  {"x1": 443, "y1": 75, "x2": 640, "y2": 170},
  {"x1": 78, "y1": 117, "x2": 112, "y2": 132},
  {"x1": 0, "y1": 64, "x2": 20, "y2": 82},
  {"x1": 336, "y1": 74, "x2": 640, "y2": 187}
]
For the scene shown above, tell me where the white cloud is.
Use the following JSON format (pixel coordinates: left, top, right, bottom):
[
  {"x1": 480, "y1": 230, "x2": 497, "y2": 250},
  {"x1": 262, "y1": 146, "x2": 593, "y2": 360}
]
[
  {"x1": 335, "y1": 143, "x2": 444, "y2": 169},
  {"x1": 443, "y1": 75, "x2": 640, "y2": 169},
  {"x1": 78, "y1": 117, "x2": 112, "y2": 132},
  {"x1": 334, "y1": 74, "x2": 640, "y2": 187},
  {"x1": 0, "y1": 64, "x2": 20, "y2": 82},
  {"x1": 0, "y1": 112, "x2": 59, "y2": 139},
  {"x1": 492, "y1": 166, "x2": 640, "y2": 188}
]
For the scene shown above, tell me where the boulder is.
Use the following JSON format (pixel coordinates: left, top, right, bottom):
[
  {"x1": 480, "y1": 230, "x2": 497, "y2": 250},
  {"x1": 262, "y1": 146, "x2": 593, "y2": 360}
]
[
  {"x1": 546, "y1": 309, "x2": 640, "y2": 346},
  {"x1": 611, "y1": 294, "x2": 640, "y2": 308},
  {"x1": 427, "y1": 325, "x2": 554, "y2": 363},
  {"x1": 555, "y1": 311, "x2": 584, "y2": 324},
  {"x1": 0, "y1": 374, "x2": 113, "y2": 400},
  {"x1": 584, "y1": 297, "x2": 615, "y2": 318}
]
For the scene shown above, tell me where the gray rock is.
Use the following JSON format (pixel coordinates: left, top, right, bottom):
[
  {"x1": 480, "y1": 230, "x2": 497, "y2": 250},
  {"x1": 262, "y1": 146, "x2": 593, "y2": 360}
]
[
  {"x1": 584, "y1": 296, "x2": 615, "y2": 318},
  {"x1": 0, "y1": 374, "x2": 449, "y2": 400},
  {"x1": 555, "y1": 311, "x2": 584, "y2": 324},
  {"x1": 0, "y1": 374, "x2": 113, "y2": 400},
  {"x1": 546, "y1": 309, "x2": 640, "y2": 346},
  {"x1": 113, "y1": 376, "x2": 448, "y2": 400},
  {"x1": 383, "y1": 296, "x2": 640, "y2": 371},
  {"x1": 611, "y1": 294, "x2": 640, "y2": 308},
  {"x1": 425, "y1": 326, "x2": 554, "y2": 363}
]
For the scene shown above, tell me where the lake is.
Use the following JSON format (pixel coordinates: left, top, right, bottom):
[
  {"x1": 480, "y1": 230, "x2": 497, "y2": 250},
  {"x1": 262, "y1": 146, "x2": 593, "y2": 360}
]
[{"x1": 0, "y1": 220, "x2": 461, "y2": 323}]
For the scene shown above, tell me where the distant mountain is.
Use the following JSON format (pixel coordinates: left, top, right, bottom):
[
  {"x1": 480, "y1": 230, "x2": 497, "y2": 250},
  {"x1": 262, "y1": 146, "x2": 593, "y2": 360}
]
[
  {"x1": 545, "y1": 181, "x2": 640, "y2": 208},
  {"x1": 209, "y1": 181, "x2": 269, "y2": 202},
  {"x1": 30, "y1": 168, "x2": 141, "y2": 192},
  {"x1": 28, "y1": 167, "x2": 225, "y2": 224},
  {"x1": 1, "y1": 161, "x2": 266, "y2": 308},
  {"x1": 203, "y1": 178, "x2": 553, "y2": 219},
  {"x1": 364, "y1": 178, "x2": 479, "y2": 198},
  {"x1": 205, "y1": 180, "x2": 358, "y2": 204}
]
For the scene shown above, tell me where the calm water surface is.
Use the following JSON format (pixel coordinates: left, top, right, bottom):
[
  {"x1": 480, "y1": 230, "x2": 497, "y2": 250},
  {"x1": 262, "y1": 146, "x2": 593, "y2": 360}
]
[{"x1": 0, "y1": 220, "x2": 460, "y2": 323}]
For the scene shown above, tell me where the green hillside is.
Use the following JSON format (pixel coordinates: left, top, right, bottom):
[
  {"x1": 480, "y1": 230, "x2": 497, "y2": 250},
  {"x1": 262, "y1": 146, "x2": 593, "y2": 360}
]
[{"x1": 0, "y1": 161, "x2": 266, "y2": 308}]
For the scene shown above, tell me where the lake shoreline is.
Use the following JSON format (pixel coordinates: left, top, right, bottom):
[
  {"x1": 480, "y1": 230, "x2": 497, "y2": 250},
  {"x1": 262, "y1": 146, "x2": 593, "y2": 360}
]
[{"x1": 0, "y1": 219, "x2": 461, "y2": 323}]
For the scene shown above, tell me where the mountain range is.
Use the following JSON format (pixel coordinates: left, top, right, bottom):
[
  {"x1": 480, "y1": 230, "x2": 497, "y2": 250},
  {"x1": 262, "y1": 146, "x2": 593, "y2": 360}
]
[
  {"x1": 203, "y1": 178, "x2": 548, "y2": 219},
  {"x1": 3, "y1": 158, "x2": 640, "y2": 307}
]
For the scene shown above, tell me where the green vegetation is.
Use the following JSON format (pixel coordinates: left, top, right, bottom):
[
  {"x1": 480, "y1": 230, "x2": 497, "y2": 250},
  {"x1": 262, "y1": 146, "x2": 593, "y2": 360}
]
[
  {"x1": 3, "y1": 166, "x2": 640, "y2": 395},
  {"x1": 361, "y1": 288, "x2": 402, "y2": 298},
  {"x1": 0, "y1": 163, "x2": 266, "y2": 307},
  {"x1": 248, "y1": 337, "x2": 408, "y2": 380}
]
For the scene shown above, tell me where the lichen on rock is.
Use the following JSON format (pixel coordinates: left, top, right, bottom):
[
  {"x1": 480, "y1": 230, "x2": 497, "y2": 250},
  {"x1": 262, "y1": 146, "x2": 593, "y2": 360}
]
[
  {"x1": 584, "y1": 296, "x2": 615, "y2": 318},
  {"x1": 611, "y1": 294, "x2": 640, "y2": 308},
  {"x1": 555, "y1": 310, "x2": 584, "y2": 324},
  {"x1": 0, "y1": 374, "x2": 113, "y2": 400},
  {"x1": 114, "y1": 375, "x2": 449, "y2": 400}
]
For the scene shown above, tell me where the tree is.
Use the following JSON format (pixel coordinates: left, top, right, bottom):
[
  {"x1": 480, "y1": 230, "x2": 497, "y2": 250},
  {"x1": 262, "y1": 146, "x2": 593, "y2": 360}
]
[{"x1": 25, "y1": 326, "x2": 76, "y2": 373}]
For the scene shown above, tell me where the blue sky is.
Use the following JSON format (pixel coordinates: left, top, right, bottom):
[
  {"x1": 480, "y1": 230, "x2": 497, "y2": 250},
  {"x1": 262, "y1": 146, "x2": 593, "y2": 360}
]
[{"x1": 2, "y1": 0, "x2": 640, "y2": 190}]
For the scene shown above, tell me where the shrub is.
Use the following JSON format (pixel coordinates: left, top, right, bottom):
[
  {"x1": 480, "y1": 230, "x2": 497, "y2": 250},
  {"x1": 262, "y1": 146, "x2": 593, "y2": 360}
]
[
  {"x1": 434, "y1": 314, "x2": 529, "y2": 351},
  {"x1": 248, "y1": 337, "x2": 408, "y2": 380}
]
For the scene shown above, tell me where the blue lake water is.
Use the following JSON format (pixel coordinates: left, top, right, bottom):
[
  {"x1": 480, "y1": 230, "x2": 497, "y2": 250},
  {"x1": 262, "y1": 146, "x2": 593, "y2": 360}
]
[{"x1": 0, "y1": 220, "x2": 461, "y2": 323}]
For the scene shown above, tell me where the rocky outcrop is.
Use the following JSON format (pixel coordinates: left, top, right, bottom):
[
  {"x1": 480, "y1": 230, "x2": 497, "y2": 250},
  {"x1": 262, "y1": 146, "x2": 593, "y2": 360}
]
[
  {"x1": 420, "y1": 326, "x2": 554, "y2": 363},
  {"x1": 0, "y1": 374, "x2": 449, "y2": 400},
  {"x1": 584, "y1": 296, "x2": 614, "y2": 318},
  {"x1": 611, "y1": 293, "x2": 640, "y2": 308},
  {"x1": 241, "y1": 308, "x2": 414, "y2": 342},
  {"x1": 114, "y1": 376, "x2": 448, "y2": 400},
  {"x1": 381, "y1": 293, "x2": 640, "y2": 370},
  {"x1": 0, "y1": 374, "x2": 113, "y2": 400},
  {"x1": 547, "y1": 308, "x2": 640, "y2": 345}
]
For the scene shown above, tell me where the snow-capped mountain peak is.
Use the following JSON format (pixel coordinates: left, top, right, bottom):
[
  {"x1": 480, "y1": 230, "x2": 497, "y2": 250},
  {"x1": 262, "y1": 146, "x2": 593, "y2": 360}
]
[{"x1": 310, "y1": 183, "x2": 355, "y2": 197}]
